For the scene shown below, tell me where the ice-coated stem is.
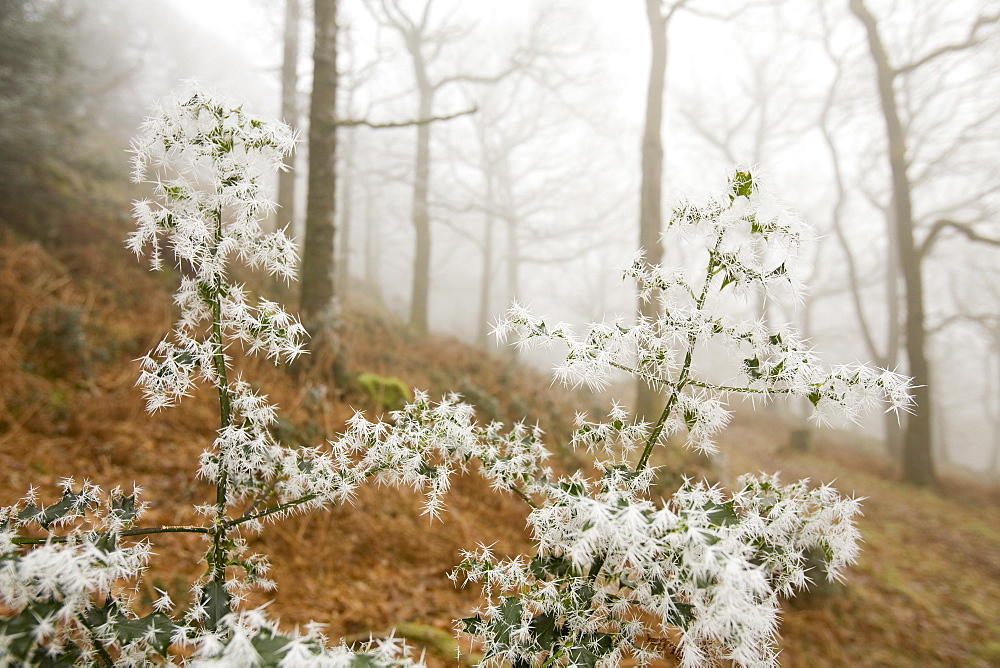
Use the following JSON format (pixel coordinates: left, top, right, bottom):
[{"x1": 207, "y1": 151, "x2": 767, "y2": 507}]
[{"x1": 636, "y1": 235, "x2": 723, "y2": 471}]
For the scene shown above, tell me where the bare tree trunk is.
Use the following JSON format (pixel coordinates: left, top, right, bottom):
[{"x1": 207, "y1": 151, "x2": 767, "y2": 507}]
[
  {"x1": 850, "y1": 0, "x2": 936, "y2": 486},
  {"x1": 635, "y1": 0, "x2": 669, "y2": 421},
  {"x1": 277, "y1": 0, "x2": 300, "y2": 235},
  {"x1": 409, "y1": 89, "x2": 433, "y2": 335},
  {"x1": 299, "y1": 0, "x2": 348, "y2": 386},
  {"x1": 990, "y1": 347, "x2": 1000, "y2": 476},
  {"x1": 477, "y1": 174, "x2": 496, "y2": 348},
  {"x1": 817, "y1": 37, "x2": 904, "y2": 464},
  {"x1": 337, "y1": 127, "x2": 354, "y2": 291},
  {"x1": 300, "y1": 0, "x2": 338, "y2": 322},
  {"x1": 883, "y1": 220, "x2": 903, "y2": 461},
  {"x1": 505, "y1": 212, "x2": 519, "y2": 313}
]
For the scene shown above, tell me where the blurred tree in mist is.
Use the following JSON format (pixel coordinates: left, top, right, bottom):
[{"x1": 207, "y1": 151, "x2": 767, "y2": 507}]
[
  {"x1": 848, "y1": 0, "x2": 1000, "y2": 486},
  {"x1": 813, "y1": 5, "x2": 905, "y2": 463},
  {"x1": 0, "y1": 1, "x2": 117, "y2": 242},
  {"x1": 0, "y1": 2, "x2": 74, "y2": 151},
  {"x1": 300, "y1": 0, "x2": 343, "y2": 389},
  {"x1": 0, "y1": 0, "x2": 269, "y2": 246},
  {"x1": 365, "y1": 0, "x2": 526, "y2": 337},
  {"x1": 442, "y1": 77, "x2": 615, "y2": 349},
  {"x1": 937, "y1": 302, "x2": 1000, "y2": 476},
  {"x1": 666, "y1": 0, "x2": 1000, "y2": 480}
]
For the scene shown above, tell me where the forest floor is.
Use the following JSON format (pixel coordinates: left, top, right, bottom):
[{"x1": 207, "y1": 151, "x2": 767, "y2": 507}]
[{"x1": 1, "y1": 225, "x2": 998, "y2": 667}]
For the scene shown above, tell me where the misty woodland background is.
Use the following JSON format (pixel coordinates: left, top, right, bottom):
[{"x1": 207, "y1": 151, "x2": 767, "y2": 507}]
[{"x1": 1, "y1": 0, "x2": 999, "y2": 665}]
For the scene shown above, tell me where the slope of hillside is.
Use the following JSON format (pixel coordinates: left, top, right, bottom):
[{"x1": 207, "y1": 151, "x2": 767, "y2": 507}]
[
  {"x1": 720, "y1": 413, "x2": 1000, "y2": 667},
  {"x1": 1, "y1": 227, "x2": 998, "y2": 666},
  {"x1": 0, "y1": 229, "x2": 580, "y2": 664}
]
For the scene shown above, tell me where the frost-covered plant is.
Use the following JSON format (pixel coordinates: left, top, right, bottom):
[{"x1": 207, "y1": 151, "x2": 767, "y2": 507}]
[
  {"x1": 0, "y1": 85, "x2": 911, "y2": 667},
  {"x1": 452, "y1": 170, "x2": 914, "y2": 667},
  {"x1": 0, "y1": 85, "x2": 446, "y2": 666}
]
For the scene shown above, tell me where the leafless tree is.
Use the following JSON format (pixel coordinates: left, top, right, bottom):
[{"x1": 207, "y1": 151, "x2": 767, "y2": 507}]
[
  {"x1": 365, "y1": 0, "x2": 525, "y2": 336},
  {"x1": 813, "y1": 4, "x2": 905, "y2": 459},
  {"x1": 847, "y1": 0, "x2": 1000, "y2": 485},
  {"x1": 436, "y1": 58, "x2": 627, "y2": 348}
]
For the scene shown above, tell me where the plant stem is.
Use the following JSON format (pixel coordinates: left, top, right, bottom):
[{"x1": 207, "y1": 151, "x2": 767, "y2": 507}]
[
  {"x1": 611, "y1": 360, "x2": 666, "y2": 388},
  {"x1": 208, "y1": 204, "x2": 233, "y2": 609},
  {"x1": 635, "y1": 388, "x2": 681, "y2": 472},
  {"x1": 540, "y1": 647, "x2": 565, "y2": 667},
  {"x1": 225, "y1": 494, "x2": 319, "y2": 528},
  {"x1": 687, "y1": 379, "x2": 796, "y2": 395},
  {"x1": 238, "y1": 478, "x2": 281, "y2": 520},
  {"x1": 509, "y1": 484, "x2": 538, "y2": 510},
  {"x1": 635, "y1": 236, "x2": 723, "y2": 472},
  {"x1": 11, "y1": 525, "x2": 211, "y2": 546}
]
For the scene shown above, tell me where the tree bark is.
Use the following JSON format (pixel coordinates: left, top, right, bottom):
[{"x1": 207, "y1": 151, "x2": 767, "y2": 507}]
[
  {"x1": 817, "y1": 49, "x2": 903, "y2": 463},
  {"x1": 363, "y1": 184, "x2": 381, "y2": 300},
  {"x1": 409, "y1": 87, "x2": 434, "y2": 335},
  {"x1": 277, "y1": 0, "x2": 299, "y2": 236},
  {"x1": 635, "y1": 0, "x2": 669, "y2": 422},
  {"x1": 991, "y1": 346, "x2": 1000, "y2": 476},
  {"x1": 849, "y1": 0, "x2": 936, "y2": 486},
  {"x1": 300, "y1": 0, "x2": 338, "y2": 323},
  {"x1": 477, "y1": 172, "x2": 496, "y2": 348},
  {"x1": 337, "y1": 127, "x2": 354, "y2": 291}
]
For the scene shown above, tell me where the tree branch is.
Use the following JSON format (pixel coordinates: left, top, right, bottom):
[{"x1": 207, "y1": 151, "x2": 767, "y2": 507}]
[
  {"x1": 225, "y1": 495, "x2": 320, "y2": 528},
  {"x1": 337, "y1": 106, "x2": 477, "y2": 129},
  {"x1": 433, "y1": 63, "x2": 521, "y2": 91},
  {"x1": 11, "y1": 525, "x2": 211, "y2": 545},
  {"x1": 920, "y1": 218, "x2": 1000, "y2": 259},
  {"x1": 895, "y1": 11, "x2": 1000, "y2": 76},
  {"x1": 928, "y1": 310, "x2": 1000, "y2": 337}
]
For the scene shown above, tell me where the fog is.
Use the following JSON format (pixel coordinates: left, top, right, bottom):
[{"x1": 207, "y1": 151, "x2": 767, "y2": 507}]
[{"x1": 4, "y1": 0, "x2": 999, "y2": 478}]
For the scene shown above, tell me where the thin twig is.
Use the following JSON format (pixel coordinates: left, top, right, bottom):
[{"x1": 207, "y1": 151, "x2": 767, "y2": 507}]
[
  {"x1": 509, "y1": 484, "x2": 538, "y2": 510},
  {"x1": 686, "y1": 380, "x2": 798, "y2": 395},
  {"x1": 11, "y1": 525, "x2": 212, "y2": 546},
  {"x1": 239, "y1": 478, "x2": 283, "y2": 520},
  {"x1": 225, "y1": 495, "x2": 320, "y2": 528}
]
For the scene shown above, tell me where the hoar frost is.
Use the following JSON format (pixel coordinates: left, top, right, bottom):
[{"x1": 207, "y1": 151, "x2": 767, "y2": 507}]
[
  {"x1": 463, "y1": 169, "x2": 913, "y2": 667},
  {"x1": 0, "y1": 86, "x2": 911, "y2": 668}
]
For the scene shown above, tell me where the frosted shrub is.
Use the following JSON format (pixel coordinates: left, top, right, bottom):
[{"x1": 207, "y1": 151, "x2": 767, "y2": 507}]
[
  {"x1": 0, "y1": 86, "x2": 911, "y2": 667},
  {"x1": 0, "y1": 85, "x2": 435, "y2": 666},
  {"x1": 454, "y1": 170, "x2": 913, "y2": 667}
]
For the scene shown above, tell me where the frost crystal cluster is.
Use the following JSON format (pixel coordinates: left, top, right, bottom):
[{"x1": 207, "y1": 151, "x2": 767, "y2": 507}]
[{"x1": 0, "y1": 86, "x2": 912, "y2": 668}]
